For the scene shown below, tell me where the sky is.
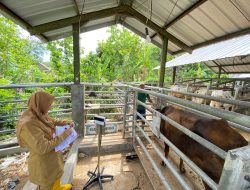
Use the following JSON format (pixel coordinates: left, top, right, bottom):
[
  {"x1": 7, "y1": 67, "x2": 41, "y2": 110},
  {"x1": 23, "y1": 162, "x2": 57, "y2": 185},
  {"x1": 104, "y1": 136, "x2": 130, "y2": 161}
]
[
  {"x1": 20, "y1": 26, "x2": 110, "y2": 61},
  {"x1": 80, "y1": 27, "x2": 110, "y2": 56}
]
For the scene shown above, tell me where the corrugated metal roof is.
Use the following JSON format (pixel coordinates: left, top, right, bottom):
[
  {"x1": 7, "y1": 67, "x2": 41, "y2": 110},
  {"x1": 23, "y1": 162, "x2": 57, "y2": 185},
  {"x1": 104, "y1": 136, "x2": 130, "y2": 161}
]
[
  {"x1": 153, "y1": 34, "x2": 250, "y2": 74},
  {"x1": 1, "y1": 0, "x2": 250, "y2": 54}
]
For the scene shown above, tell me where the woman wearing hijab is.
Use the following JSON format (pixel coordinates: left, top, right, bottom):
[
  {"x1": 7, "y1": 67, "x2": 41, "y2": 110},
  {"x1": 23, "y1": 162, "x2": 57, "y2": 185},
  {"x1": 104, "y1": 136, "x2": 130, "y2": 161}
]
[{"x1": 16, "y1": 91, "x2": 74, "y2": 190}]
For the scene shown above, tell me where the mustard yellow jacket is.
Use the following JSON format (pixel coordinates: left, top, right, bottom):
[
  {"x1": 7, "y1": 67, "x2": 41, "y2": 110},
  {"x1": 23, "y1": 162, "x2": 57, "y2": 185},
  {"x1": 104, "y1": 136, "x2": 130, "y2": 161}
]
[{"x1": 20, "y1": 118, "x2": 69, "y2": 186}]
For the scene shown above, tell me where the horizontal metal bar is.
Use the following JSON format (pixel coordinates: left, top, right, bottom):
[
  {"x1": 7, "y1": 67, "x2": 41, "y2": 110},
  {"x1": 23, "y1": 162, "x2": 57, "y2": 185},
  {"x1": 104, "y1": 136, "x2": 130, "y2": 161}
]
[
  {"x1": 0, "y1": 83, "x2": 72, "y2": 89},
  {"x1": 82, "y1": 82, "x2": 126, "y2": 87},
  {"x1": 87, "y1": 113, "x2": 124, "y2": 117},
  {"x1": 136, "y1": 123, "x2": 192, "y2": 190},
  {"x1": 0, "y1": 99, "x2": 27, "y2": 104},
  {"x1": 145, "y1": 85, "x2": 250, "y2": 108},
  {"x1": 85, "y1": 98, "x2": 120, "y2": 101},
  {"x1": 0, "y1": 114, "x2": 20, "y2": 119},
  {"x1": 85, "y1": 104, "x2": 124, "y2": 106},
  {"x1": 160, "y1": 134, "x2": 218, "y2": 190},
  {"x1": 130, "y1": 86, "x2": 250, "y2": 129},
  {"x1": 0, "y1": 129, "x2": 16, "y2": 134},
  {"x1": 135, "y1": 136, "x2": 173, "y2": 190},
  {"x1": 136, "y1": 110, "x2": 218, "y2": 190},
  {"x1": 85, "y1": 91, "x2": 124, "y2": 94},
  {"x1": 0, "y1": 96, "x2": 71, "y2": 104},
  {"x1": 49, "y1": 108, "x2": 72, "y2": 113},
  {"x1": 137, "y1": 100, "x2": 227, "y2": 159},
  {"x1": 0, "y1": 119, "x2": 18, "y2": 124},
  {"x1": 171, "y1": 102, "x2": 250, "y2": 133}
]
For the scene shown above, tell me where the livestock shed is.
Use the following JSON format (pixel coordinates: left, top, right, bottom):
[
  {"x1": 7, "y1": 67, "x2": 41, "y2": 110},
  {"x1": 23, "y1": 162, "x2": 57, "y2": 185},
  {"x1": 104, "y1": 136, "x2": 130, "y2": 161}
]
[{"x1": 1, "y1": 0, "x2": 250, "y2": 190}]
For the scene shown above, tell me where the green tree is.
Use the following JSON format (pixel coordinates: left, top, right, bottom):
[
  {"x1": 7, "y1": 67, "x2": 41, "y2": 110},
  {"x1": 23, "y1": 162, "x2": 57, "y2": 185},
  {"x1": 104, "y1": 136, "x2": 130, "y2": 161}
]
[{"x1": 47, "y1": 37, "x2": 74, "y2": 82}]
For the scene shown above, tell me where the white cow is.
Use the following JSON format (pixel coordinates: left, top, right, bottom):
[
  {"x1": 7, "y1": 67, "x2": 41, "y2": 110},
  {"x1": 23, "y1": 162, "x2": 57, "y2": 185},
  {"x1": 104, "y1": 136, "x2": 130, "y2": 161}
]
[
  {"x1": 210, "y1": 90, "x2": 233, "y2": 111},
  {"x1": 192, "y1": 88, "x2": 211, "y2": 105},
  {"x1": 169, "y1": 85, "x2": 197, "y2": 100}
]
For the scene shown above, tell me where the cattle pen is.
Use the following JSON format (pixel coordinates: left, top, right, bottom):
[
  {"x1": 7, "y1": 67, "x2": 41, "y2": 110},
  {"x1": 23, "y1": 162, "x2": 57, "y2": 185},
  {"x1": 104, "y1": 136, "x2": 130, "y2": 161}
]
[
  {"x1": 1, "y1": 82, "x2": 250, "y2": 190},
  {"x1": 1, "y1": 0, "x2": 250, "y2": 189}
]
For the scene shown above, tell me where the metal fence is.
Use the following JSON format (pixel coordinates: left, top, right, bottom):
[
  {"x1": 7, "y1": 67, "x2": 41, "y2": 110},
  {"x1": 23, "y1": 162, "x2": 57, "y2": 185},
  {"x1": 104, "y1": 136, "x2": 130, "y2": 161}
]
[
  {"x1": 1, "y1": 82, "x2": 250, "y2": 189},
  {"x1": 128, "y1": 85, "x2": 250, "y2": 190}
]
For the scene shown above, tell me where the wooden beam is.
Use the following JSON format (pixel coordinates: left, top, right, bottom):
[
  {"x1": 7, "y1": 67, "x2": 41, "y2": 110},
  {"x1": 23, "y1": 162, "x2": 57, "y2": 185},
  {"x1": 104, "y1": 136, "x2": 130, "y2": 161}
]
[
  {"x1": 124, "y1": 6, "x2": 192, "y2": 53},
  {"x1": 122, "y1": 22, "x2": 173, "y2": 54},
  {"x1": 173, "y1": 27, "x2": 250, "y2": 55},
  {"x1": 151, "y1": 0, "x2": 208, "y2": 39},
  {"x1": 73, "y1": 23, "x2": 80, "y2": 84},
  {"x1": 48, "y1": 21, "x2": 116, "y2": 41},
  {"x1": 0, "y1": 2, "x2": 48, "y2": 42},
  {"x1": 30, "y1": 6, "x2": 127, "y2": 35},
  {"x1": 159, "y1": 36, "x2": 168, "y2": 87},
  {"x1": 115, "y1": 0, "x2": 134, "y2": 23}
]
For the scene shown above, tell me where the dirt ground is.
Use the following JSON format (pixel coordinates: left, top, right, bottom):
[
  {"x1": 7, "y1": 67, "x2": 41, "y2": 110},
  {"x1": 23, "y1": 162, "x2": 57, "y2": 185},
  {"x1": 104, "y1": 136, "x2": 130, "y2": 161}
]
[
  {"x1": 0, "y1": 153, "x2": 28, "y2": 190},
  {"x1": 73, "y1": 153, "x2": 153, "y2": 190}
]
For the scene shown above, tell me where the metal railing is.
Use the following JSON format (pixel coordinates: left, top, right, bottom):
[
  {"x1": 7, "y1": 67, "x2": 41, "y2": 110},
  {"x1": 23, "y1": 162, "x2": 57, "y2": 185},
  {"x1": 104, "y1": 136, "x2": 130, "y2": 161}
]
[
  {"x1": 1, "y1": 82, "x2": 250, "y2": 189},
  {"x1": 129, "y1": 85, "x2": 250, "y2": 190}
]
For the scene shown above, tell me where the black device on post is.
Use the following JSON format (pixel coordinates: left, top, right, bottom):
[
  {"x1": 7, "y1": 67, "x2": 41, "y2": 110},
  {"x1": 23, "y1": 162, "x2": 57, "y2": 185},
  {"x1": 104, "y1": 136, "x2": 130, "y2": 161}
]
[{"x1": 83, "y1": 116, "x2": 114, "y2": 190}]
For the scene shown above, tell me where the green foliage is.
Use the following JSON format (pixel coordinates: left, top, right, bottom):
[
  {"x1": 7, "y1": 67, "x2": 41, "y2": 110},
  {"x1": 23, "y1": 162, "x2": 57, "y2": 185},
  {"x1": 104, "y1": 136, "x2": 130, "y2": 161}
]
[
  {"x1": 47, "y1": 37, "x2": 74, "y2": 82},
  {"x1": 178, "y1": 63, "x2": 218, "y2": 80},
  {"x1": 0, "y1": 16, "x2": 223, "y2": 132}
]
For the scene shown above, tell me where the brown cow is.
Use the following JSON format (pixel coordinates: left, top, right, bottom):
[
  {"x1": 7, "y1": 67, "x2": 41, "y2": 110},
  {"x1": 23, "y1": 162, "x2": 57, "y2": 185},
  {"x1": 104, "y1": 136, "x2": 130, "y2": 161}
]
[{"x1": 160, "y1": 105, "x2": 248, "y2": 190}]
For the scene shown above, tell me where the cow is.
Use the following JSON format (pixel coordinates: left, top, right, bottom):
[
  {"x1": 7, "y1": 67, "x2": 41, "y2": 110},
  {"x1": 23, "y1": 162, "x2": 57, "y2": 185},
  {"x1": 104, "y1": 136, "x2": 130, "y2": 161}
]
[
  {"x1": 192, "y1": 88, "x2": 211, "y2": 105},
  {"x1": 210, "y1": 90, "x2": 234, "y2": 111},
  {"x1": 160, "y1": 105, "x2": 248, "y2": 190},
  {"x1": 169, "y1": 85, "x2": 197, "y2": 100}
]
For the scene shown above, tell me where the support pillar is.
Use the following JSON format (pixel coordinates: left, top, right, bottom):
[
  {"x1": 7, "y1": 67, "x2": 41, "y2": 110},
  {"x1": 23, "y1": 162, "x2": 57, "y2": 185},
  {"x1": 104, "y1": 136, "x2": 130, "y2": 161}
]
[
  {"x1": 159, "y1": 36, "x2": 168, "y2": 87},
  {"x1": 73, "y1": 23, "x2": 80, "y2": 84},
  {"x1": 172, "y1": 66, "x2": 176, "y2": 84},
  {"x1": 217, "y1": 66, "x2": 221, "y2": 87},
  {"x1": 71, "y1": 84, "x2": 84, "y2": 136},
  {"x1": 218, "y1": 146, "x2": 250, "y2": 190}
]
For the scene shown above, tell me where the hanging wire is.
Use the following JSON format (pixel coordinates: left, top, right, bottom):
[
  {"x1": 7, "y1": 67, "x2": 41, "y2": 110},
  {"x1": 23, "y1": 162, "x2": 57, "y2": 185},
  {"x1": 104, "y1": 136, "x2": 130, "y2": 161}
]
[
  {"x1": 165, "y1": 0, "x2": 179, "y2": 25},
  {"x1": 79, "y1": 0, "x2": 86, "y2": 28}
]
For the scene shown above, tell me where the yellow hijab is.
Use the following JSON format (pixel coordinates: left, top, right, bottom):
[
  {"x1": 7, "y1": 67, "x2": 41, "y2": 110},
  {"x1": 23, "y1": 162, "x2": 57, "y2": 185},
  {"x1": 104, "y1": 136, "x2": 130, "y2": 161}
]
[{"x1": 16, "y1": 91, "x2": 55, "y2": 147}]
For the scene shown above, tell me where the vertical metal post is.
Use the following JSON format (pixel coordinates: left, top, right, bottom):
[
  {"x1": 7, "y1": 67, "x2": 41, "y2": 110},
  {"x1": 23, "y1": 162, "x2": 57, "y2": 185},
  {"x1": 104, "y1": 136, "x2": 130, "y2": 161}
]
[
  {"x1": 83, "y1": 85, "x2": 85, "y2": 126},
  {"x1": 123, "y1": 87, "x2": 129, "y2": 139},
  {"x1": 217, "y1": 66, "x2": 222, "y2": 87},
  {"x1": 73, "y1": 23, "x2": 80, "y2": 84},
  {"x1": 159, "y1": 36, "x2": 168, "y2": 87},
  {"x1": 218, "y1": 146, "x2": 250, "y2": 190},
  {"x1": 133, "y1": 90, "x2": 138, "y2": 143},
  {"x1": 71, "y1": 84, "x2": 84, "y2": 136},
  {"x1": 172, "y1": 66, "x2": 176, "y2": 84}
]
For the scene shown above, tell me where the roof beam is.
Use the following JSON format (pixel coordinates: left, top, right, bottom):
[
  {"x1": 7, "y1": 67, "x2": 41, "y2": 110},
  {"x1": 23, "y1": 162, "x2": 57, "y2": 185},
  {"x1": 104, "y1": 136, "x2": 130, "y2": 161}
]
[
  {"x1": 30, "y1": 6, "x2": 128, "y2": 35},
  {"x1": 121, "y1": 22, "x2": 173, "y2": 54},
  {"x1": 209, "y1": 62, "x2": 250, "y2": 68},
  {"x1": 0, "y1": 2, "x2": 48, "y2": 42},
  {"x1": 211, "y1": 61, "x2": 227, "y2": 74},
  {"x1": 173, "y1": 27, "x2": 250, "y2": 55},
  {"x1": 151, "y1": 0, "x2": 208, "y2": 39},
  {"x1": 124, "y1": 5, "x2": 192, "y2": 53},
  {"x1": 115, "y1": 0, "x2": 135, "y2": 24},
  {"x1": 48, "y1": 21, "x2": 116, "y2": 41}
]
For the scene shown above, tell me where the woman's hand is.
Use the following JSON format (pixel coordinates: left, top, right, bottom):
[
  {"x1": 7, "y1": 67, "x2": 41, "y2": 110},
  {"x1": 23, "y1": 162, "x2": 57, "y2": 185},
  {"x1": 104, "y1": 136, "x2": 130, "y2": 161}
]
[
  {"x1": 64, "y1": 128, "x2": 73, "y2": 136},
  {"x1": 70, "y1": 122, "x2": 75, "y2": 128}
]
